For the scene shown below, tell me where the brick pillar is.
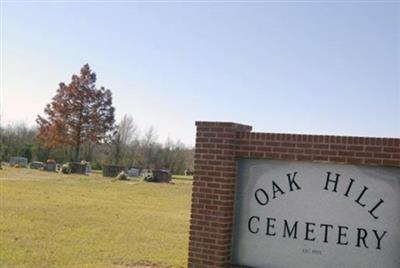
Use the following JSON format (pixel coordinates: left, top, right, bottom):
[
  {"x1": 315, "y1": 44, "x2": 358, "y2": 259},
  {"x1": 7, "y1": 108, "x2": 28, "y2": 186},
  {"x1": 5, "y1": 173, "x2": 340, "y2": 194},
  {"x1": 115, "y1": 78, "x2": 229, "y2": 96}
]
[{"x1": 188, "y1": 121, "x2": 252, "y2": 268}]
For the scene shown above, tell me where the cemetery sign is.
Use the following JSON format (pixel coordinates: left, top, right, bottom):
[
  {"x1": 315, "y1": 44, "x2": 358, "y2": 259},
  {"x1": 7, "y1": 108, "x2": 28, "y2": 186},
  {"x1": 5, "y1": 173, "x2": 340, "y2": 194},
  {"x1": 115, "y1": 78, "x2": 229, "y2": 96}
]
[
  {"x1": 231, "y1": 160, "x2": 399, "y2": 268},
  {"x1": 187, "y1": 121, "x2": 400, "y2": 268}
]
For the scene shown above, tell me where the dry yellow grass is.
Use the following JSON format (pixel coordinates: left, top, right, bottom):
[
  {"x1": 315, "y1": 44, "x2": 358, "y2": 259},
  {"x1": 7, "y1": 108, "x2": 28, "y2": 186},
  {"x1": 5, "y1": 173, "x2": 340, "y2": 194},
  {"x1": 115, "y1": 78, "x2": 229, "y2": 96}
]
[{"x1": 0, "y1": 166, "x2": 192, "y2": 268}]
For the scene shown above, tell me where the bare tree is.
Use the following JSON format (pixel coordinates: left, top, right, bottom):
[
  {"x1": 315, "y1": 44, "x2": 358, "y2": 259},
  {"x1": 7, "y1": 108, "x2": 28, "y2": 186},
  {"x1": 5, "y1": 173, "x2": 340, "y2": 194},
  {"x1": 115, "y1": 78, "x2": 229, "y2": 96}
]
[
  {"x1": 140, "y1": 126, "x2": 159, "y2": 169},
  {"x1": 1, "y1": 122, "x2": 37, "y2": 162},
  {"x1": 113, "y1": 115, "x2": 138, "y2": 165}
]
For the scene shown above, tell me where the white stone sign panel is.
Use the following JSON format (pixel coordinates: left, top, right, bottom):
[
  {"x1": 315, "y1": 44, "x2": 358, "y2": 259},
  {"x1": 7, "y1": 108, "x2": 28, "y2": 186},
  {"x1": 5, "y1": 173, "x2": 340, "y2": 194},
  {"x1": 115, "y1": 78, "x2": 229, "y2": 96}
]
[{"x1": 231, "y1": 160, "x2": 400, "y2": 268}]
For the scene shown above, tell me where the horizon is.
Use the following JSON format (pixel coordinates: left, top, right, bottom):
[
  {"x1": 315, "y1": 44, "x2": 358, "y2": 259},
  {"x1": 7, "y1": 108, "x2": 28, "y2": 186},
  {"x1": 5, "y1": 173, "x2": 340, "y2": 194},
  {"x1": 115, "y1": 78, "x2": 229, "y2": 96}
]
[{"x1": 1, "y1": 1, "x2": 399, "y2": 146}]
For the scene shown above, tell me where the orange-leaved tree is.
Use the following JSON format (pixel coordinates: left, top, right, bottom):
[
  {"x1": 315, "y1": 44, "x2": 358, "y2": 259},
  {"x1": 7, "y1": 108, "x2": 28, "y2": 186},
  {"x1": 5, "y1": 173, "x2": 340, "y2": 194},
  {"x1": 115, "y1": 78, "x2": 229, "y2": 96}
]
[{"x1": 36, "y1": 64, "x2": 115, "y2": 161}]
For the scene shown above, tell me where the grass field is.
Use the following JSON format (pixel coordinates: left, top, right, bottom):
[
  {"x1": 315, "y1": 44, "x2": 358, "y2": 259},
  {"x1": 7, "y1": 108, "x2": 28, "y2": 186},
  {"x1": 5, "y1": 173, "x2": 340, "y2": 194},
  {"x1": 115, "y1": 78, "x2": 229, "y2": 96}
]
[{"x1": 0, "y1": 167, "x2": 193, "y2": 268}]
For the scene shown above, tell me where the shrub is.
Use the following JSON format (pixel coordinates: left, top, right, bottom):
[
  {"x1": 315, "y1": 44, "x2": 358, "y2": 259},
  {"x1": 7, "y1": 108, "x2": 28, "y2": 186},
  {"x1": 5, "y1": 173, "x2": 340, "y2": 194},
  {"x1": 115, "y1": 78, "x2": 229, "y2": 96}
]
[{"x1": 91, "y1": 162, "x2": 102, "y2": 170}]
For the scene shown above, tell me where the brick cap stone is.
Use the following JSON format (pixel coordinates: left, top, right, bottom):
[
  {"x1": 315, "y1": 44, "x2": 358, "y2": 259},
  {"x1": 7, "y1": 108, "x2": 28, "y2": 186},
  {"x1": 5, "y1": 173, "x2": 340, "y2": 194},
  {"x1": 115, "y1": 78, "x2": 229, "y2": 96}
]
[{"x1": 195, "y1": 121, "x2": 252, "y2": 132}]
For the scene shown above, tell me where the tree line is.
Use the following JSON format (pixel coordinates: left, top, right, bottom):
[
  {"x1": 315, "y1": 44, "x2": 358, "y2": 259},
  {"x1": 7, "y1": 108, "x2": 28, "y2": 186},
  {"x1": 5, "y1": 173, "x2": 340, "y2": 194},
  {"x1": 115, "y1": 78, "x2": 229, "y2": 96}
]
[
  {"x1": 0, "y1": 64, "x2": 193, "y2": 174},
  {"x1": 0, "y1": 119, "x2": 194, "y2": 174}
]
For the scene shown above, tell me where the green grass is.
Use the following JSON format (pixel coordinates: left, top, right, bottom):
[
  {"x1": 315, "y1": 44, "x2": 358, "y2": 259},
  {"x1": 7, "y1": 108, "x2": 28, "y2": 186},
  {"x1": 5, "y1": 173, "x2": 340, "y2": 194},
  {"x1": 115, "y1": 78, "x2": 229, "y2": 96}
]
[{"x1": 0, "y1": 167, "x2": 192, "y2": 268}]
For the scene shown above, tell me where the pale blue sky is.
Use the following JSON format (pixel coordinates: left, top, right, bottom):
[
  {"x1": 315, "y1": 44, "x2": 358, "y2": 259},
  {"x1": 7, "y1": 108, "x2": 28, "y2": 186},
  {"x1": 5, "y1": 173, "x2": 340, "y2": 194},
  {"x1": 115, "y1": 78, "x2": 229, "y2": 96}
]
[{"x1": 1, "y1": 1, "x2": 399, "y2": 146}]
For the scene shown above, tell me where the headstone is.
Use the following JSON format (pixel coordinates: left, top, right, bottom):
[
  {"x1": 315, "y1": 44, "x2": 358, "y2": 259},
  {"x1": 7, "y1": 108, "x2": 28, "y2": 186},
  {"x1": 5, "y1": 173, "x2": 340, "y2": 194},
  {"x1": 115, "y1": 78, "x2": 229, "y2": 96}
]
[
  {"x1": 128, "y1": 168, "x2": 139, "y2": 177},
  {"x1": 30, "y1": 161, "x2": 44, "y2": 169},
  {"x1": 85, "y1": 163, "x2": 91, "y2": 175},
  {"x1": 9, "y1": 157, "x2": 28, "y2": 167},
  {"x1": 44, "y1": 160, "x2": 57, "y2": 172},
  {"x1": 151, "y1": 169, "x2": 172, "y2": 183},
  {"x1": 102, "y1": 165, "x2": 127, "y2": 177},
  {"x1": 69, "y1": 162, "x2": 87, "y2": 174}
]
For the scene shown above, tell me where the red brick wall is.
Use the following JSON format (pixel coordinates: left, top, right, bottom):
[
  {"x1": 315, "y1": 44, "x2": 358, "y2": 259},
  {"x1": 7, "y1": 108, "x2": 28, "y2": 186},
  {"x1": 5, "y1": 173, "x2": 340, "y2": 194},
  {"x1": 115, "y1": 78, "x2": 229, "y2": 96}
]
[{"x1": 188, "y1": 121, "x2": 400, "y2": 268}]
